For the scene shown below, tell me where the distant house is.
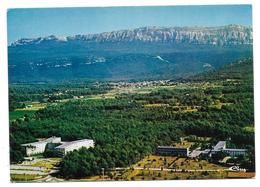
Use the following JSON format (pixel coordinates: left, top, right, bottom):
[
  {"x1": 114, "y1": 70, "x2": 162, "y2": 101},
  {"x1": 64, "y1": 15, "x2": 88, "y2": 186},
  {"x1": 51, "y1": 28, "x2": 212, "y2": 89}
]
[
  {"x1": 55, "y1": 139, "x2": 94, "y2": 157},
  {"x1": 26, "y1": 105, "x2": 33, "y2": 108},
  {"x1": 21, "y1": 136, "x2": 61, "y2": 156},
  {"x1": 156, "y1": 146, "x2": 189, "y2": 156}
]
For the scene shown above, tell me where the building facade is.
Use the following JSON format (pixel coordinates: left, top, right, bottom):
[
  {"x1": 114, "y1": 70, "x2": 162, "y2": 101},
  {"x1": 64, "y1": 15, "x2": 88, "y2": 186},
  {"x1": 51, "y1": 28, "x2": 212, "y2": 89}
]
[
  {"x1": 21, "y1": 137, "x2": 95, "y2": 157},
  {"x1": 21, "y1": 136, "x2": 61, "y2": 156},
  {"x1": 209, "y1": 141, "x2": 247, "y2": 157},
  {"x1": 156, "y1": 146, "x2": 189, "y2": 156},
  {"x1": 223, "y1": 148, "x2": 247, "y2": 157},
  {"x1": 55, "y1": 139, "x2": 95, "y2": 156}
]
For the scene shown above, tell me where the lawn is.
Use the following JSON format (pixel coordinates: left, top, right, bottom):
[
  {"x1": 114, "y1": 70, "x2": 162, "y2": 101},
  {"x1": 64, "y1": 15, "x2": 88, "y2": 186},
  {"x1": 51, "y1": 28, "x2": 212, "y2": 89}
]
[
  {"x1": 9, "y1": 110, "x2": 36, "y2": 121},
  {"x1": 132, "y1": 155, "x2": 227, "y2": 171},
  {"x1": 30, "y1": 158, "x2": 62, "y2": 170},
  {"x1": 10, "y1": 102, "x2": 48, "y2": 121},
  {"x1": 121, "y1": 169, "x2": 228, "y2": 180},
  {"x1": 118, "y1": 155, "x2": 228, "y2": 180},
  {"x1": 17, "y1": 102, "x2": 47, "y2": 111},
  {"x1": 11, "y1": 174, "x2": 46, "y2": 181},
  {"x1": 31, "y1": 160, "x2": 55, "y2": 170},
  {"x1": 243, "y1": 126, "x2": 254, "y2": 133}
]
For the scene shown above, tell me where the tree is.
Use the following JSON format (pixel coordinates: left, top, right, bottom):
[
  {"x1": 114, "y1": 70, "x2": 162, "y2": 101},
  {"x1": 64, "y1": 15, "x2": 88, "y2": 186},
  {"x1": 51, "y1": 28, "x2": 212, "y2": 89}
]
[{"x1": 211, "y1": 151, "x2": 228, "y2": 163}]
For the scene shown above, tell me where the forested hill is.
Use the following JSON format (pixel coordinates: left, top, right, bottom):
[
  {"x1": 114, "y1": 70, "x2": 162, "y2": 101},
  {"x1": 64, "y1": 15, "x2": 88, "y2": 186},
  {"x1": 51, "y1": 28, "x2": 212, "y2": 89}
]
[
  {"x1": 190, "y1": 58, "x2": 253, "y2": 81},
  {"x1": 9, "y1": 58, "x2": 255, "y2": 177}
]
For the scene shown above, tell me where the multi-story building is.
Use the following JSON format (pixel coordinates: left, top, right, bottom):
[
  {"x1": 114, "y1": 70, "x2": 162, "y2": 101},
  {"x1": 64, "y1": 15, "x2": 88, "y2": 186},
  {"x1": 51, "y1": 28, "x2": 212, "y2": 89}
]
[
  {"x1": 223, "y1": 148, "x2": 247, "y2": 157},
  {"x1": 209, "y1": 141, "x2": 247, "y2": 157},
  {"x1": 55, "y1": 139, "x2": 95, "y2": 157},
  {"x1": 21, "y1": 137, "x2": 94, "y2": 157},
  {"x1": 156, "y1": 146, "x2": 189, "y2": 156},
  {"x1": 21, "y1": 136, "x2": 61, "y2": 156}
]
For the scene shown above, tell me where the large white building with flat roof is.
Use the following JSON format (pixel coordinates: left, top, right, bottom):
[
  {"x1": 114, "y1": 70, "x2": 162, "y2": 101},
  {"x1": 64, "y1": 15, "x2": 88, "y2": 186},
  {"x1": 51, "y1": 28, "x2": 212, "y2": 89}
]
[
  {"x1": 223, "y1": 148, "x2": 247, "y2": 157},
  {"x1": 21, "y1": 137, "x2": 94, "y2": 157},
  {"x1": 209, "y1": 141, "x2": 247, "y2": 157},
  {"x1": 55, "y1": 139, "x2": 94, "y2": 156},
  {"x1": 21, "y1": 136, "x2": 61, "y2": 156}
]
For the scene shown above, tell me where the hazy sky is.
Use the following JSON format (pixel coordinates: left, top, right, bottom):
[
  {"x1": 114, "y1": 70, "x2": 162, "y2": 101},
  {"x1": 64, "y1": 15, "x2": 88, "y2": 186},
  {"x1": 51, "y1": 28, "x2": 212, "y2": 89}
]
[{"x1": 7, "y1": 5, "x2": 252, "y2": 44}]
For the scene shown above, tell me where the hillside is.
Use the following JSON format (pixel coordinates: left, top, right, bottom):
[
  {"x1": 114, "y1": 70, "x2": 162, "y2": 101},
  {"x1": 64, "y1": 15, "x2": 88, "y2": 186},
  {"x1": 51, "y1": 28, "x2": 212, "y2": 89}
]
[
  {"x1": 189, "y1": 58, "x2": 253, "y2": 81},
  {"x1": 9, "y1": 58, "x2": 254, "y2": 179}
]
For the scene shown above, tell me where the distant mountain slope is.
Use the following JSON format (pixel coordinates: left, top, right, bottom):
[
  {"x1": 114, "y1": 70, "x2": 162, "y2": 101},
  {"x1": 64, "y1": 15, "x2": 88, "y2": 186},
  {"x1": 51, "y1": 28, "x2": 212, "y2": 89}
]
[
  {"x1": 12, "y1": 24, "x2": 252, "y2": 46},
  {"x1": 8, "y1": 25, "x2": 253, "y2": 83},
  {"x1": 190, "y1": 58, "x2": 253, "y2": 82}
]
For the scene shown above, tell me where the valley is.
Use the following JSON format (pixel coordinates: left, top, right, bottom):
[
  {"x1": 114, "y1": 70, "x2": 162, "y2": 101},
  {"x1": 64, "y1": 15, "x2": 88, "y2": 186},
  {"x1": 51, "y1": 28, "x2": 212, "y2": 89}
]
[
  {"x1": 9, "y1": 59, "x2": 255, "y2": 181},
  {"x1": 6, "y1": 4, "x2": 256, "y2": 183}
]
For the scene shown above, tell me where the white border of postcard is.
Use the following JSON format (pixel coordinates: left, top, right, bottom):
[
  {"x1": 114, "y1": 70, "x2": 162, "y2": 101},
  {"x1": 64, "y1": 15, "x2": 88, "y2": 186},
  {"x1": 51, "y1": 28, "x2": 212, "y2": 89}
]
[{"x1": 0, "y1": 0, "x2": 259, "y2": 187}]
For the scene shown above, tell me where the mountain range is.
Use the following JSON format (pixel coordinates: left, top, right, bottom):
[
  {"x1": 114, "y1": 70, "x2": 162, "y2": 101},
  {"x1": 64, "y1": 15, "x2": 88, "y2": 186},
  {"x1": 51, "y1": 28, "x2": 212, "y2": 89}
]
[
  {"x1": 12, "y1": 24, "x2": 252, "y2": 46},
  {"x1": 8, "y1": 25, "x2": 253, "y2": 83}
]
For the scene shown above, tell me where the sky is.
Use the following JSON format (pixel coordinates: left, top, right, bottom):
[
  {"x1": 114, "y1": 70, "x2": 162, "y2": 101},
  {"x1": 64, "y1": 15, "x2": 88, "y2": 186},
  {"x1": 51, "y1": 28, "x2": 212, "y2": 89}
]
[{"x1": 7, "y1": 5, "x2": 252, "y2": 44}]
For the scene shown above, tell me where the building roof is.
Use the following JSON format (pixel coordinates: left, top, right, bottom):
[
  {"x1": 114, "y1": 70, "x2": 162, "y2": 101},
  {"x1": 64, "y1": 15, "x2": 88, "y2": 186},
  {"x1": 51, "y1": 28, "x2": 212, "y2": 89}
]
[
  {"x1": 157, "y1": 146, "x2": 188, "y2": 150},
  {"x1": 202, "y1": 149, "x2": 211, "y2": 154},
  {"x1": 21, "y1": 141, "x2": 47, "y2": 147},
  {"x1": 21, "y1": 136, "x2": 60, "y2": 146},
  {"x1": 55, "y1": 139, "x2": 93, "y2": 149},
  {"x1": 223, "y1": 148, "x2": 247, "y2": 152},
  {"x1": 213, "y1": 141, "x2": 226, "y2": 151}
]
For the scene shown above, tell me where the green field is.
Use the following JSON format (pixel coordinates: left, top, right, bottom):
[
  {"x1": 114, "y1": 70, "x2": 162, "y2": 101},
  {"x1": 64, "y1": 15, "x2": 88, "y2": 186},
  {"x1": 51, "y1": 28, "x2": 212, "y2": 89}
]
[
  {"x1": 243, "y1": 126, "x2": 254, "y2": 133},
  {"x1": 10, "y1": 174, "x2": 47, "y2": 181},
  {"x1": 9, "y1": 110, "x2": 36, "y2": 121}
]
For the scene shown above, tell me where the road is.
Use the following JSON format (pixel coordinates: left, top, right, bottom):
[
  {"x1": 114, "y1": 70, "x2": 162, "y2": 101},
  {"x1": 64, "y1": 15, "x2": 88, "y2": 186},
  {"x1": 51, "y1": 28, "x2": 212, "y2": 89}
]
[
  {"x1": 10, "y1": 169, "x2": 47, "y2": 175},
  {"x1": 11, "y1": 165, "x2": 47, "y2": 171},
  {"x1": 10, "y1": 164, "x2": 59, "y2": 176}
]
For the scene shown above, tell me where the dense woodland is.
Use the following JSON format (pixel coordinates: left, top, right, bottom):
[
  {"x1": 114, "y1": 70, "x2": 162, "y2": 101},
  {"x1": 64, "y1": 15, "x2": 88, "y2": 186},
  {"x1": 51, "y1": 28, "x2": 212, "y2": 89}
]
[{"x1": 9, "y1": 59, "x2": 255, "y2": 178}]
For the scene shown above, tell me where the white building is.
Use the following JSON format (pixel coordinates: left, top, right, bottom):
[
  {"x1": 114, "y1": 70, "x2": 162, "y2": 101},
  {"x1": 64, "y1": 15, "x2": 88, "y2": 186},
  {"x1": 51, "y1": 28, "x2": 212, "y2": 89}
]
[
  {"x1": 55, "y1": 139, "x2": 94, "y2": 156},
  {"x1": 213, "y1": 141, "x2": 226, "y2": 150},
  {"x1": 209, "y1": 141, "x2": 247, "y2": 157},
  {"x1": 223, "y1": 148, "x2": 247, "y2": 157},
  {"x1": 21, "y1": 136, "x2": 61, "y2": 156}
]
